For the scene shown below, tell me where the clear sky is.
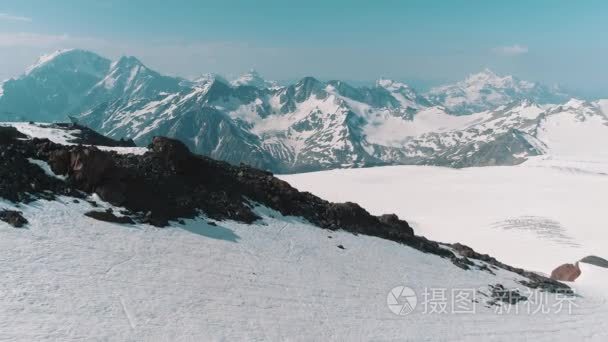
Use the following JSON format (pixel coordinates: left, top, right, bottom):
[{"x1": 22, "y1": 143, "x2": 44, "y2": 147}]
[{"x1": 0, "y1": 0, "x2": 607, "y2": 96}]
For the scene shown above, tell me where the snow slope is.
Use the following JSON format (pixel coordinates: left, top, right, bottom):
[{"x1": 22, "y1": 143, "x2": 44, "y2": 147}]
[
  {"x1": 0, "y1": 197, "x2": 606, "y2": 341},
  {"x1": 535, "y1": 100, "x2": 608, "y2": 160},
  {"x1": 281, "y1": 159, "x2": 608, "y2": 275}
]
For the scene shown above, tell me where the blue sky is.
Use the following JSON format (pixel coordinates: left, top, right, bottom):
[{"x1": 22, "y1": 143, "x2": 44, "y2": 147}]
[{"x1": 1, "y1": 0, "x2": 607, "y2": 96}]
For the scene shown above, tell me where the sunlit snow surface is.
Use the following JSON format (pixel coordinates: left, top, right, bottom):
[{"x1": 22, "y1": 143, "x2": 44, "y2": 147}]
[
  {"x1": 281, "y1": 158, "x2": 608, "y2": 274},
  {"x1": 0, "y1": 197, "x2": 606, "y2": 341}
]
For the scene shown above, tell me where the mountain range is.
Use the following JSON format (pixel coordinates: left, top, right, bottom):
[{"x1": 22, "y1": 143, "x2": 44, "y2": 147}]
[{"x1": 2, "y1": 49, "x2": 606, "y2": 173}]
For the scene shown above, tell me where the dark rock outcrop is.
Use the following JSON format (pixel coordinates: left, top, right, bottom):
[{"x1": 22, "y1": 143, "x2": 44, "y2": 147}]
[
  {"x1": 0, "y1": 210, "x2": 28, "y2": 228},
  {"x1": 488, "y1": 284, "x2": 528, "y2": 305},
  {"x1": 580, "y1": 255, "x2": 608, "y2": 268},
  {"x1": 84, "y1": 210, "x2": 135, "y2": 224},
  {"x1": 451, "y1": 243, "x2": 572, "y2": 293},
  {"x1": 0, "y1": 138, "x2": 78, "y2": 203},
  {"x1": 0, "y1": 126, "x2": 27, "y2": 144}
]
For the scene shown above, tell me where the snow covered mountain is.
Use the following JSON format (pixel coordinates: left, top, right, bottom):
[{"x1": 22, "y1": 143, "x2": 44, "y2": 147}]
[
  {"x1": 3, "y1": 50, "x2": 603, "y2": 173},
  {"x1": 231, "y1": 69, "x2": 278, "y2": 88},
  {"x1": 83, "y1": 55, "x2": 182, "y2": 108},
  {"x1": 426, "y1": 69, "x2": 569, "y2": 114},
  {"x1": 0, "y1": 49, "x2": 111, "y2": 122}
]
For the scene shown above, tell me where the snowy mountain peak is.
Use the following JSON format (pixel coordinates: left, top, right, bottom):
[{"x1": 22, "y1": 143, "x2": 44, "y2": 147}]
[
  {"x1": 112, "y1": 55, "x2": 146, "y2": 70},
  {"x1": 427, "y1": 69, "x2": 569, "y2": 114},
  {"x1": 295, "y1": 76, "x2": 323, "y2": 89},
  {"x1": 231, "y1": 69, "x2": 275, "y2": 88},
  {"x1": 230, "y1": 69, "x2": 266, "y2": 87},
  {"x1": 98, "y1": 56, "x2": 155, "y2": 92},
  {"x1": 562, "y1": 98, "x2": 587, "y2": 109},
  {"x1": 375, "y1": 78, "x2": 430, "y2": 111},
  {"x1": 24, "y1": 49, "x2": 77, "y2": 75},
  {"x1": 23, "y1": 49, "x2": 110, "y2": 78},
  {"x1": 193, "y1": 73, "x2": 229, "y2": 87},
  {"x1": 469, "y1": 67, "x2": 499, "y2": 78},
  {"x1": 291, "y1": 76, "x2": 327, "y2": 102},
  {"x1": 376, "y1": 78, "x2": 412, "y2": 91},
  {"x1": 461, "y1": 68, "x2": 523, "y2": 90}
]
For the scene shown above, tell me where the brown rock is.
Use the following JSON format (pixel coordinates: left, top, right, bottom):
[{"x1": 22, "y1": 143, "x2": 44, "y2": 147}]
[
  {"x1": 550, "y1": 262, "x2": 581, "y2": 282},
  {"x1": 47, "y1": 149, "x2": 71, "y2": 175},
  {"x1": 378, "y1": 213, "x2": 414, "y2": 236},
  {"x1": 69, "y1": 148, "x2": 116, "y2": 189},
  {"x1": 150, "y1": 136, "x2": 192, "y2": 166}
]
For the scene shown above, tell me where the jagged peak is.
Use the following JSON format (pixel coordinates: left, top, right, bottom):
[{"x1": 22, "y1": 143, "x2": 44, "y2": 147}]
[
  {"x1": 245, "y1": 68, "x2": 261, "y2": 77},
  {"x1": 113, "y1": 55, "x2": 144, "y2": 67},
  {"x1": 295, "y1": 76, "x2": 322, "y2": 87},
  {"x1": 498, "y1": 98, "x2": 544, "y2": 115},
  {"x1": 509, "y1": 98, "x2": 538, "y2": 107},
  {"x1": 462, "y1": 68, "x2": 518, "y2": 87},
  {"x1": 191, "y1": 73, "x2": 230, "y2": 90},
  {"x1": 231, "y1": 69, "x2": 269, "y2": 88},
  {"x1": 561, "y1": 98, "x2": 588, "y2": 109},
  {"x1": 376, "y1": 78, "x2": 413, "y2": 91}
]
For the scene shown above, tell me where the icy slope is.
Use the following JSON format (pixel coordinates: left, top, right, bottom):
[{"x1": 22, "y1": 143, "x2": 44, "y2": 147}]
[{"x1": 0, "y1": 197, "x2": 604, "y2": 341}]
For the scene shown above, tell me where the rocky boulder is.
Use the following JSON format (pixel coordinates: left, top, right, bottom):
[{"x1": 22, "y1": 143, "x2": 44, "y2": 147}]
[
  {"x1": 85, "y1": 210, "x2": 134, "y2": 224},
  {"x1": 378, "y1": 213, "x2": 415, "y2": 236},
  {"x1": 0, "y1": 142, "x2": 73, "y2": 203},
  {"x1": 550, "y1": 262, "x2": 581, "y2": 282},
  {"x1": 149, "y1": 136, "x2": 192, "y2": 169},
  {"x1": 48, "y1": 146, "x2": 127, "y2": 204},
  {"x1": 0, "y1": 210, "x2": 28, "y2": 228}
]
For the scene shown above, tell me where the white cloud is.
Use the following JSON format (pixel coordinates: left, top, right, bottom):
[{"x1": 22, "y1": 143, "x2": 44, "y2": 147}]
[
  {"x1": 492, "y1": 44, "x2": 528, "y2": 56},
  {"x1": 0, "y1": 13, "x2": 32, "y2": 22}
]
